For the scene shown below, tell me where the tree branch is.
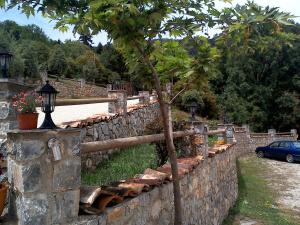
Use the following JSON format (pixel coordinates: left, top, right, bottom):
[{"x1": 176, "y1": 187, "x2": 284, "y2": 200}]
[{"x1": 169, "y1": 87, "x2": 186, "y2": 105}]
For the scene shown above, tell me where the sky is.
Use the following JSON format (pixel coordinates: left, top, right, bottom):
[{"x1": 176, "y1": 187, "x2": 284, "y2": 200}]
[{"x1": 0, "y1": 0, "x2": 299, "y2": 45}]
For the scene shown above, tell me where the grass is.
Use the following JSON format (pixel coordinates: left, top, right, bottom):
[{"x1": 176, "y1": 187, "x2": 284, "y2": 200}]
[
  {"x1": 208, "y1": 135, "x2": 218, "y2": 147},
  {"x1": 223, "y1": 156, "x2": 300, "y2": 225},
  {"x1": 82, "y1": 144, "x2": 157, "y2": 186}
]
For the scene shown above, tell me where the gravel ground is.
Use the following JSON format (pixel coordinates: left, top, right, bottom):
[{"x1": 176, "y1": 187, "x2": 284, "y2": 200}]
[
  {"x1": 262, "y1": 158, "x2": 300, "y2": 218},
  {"x1": 37, "y1": 99, "x2": 140, "y2": 126}
]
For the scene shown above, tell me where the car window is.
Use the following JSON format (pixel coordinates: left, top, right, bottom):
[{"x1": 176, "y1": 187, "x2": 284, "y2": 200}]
[
  {"x1": 279, "y1": 142, "x2": 290, "y2": 148},
  {"x1": 293, "y1": 142, "x2": 300, "y2": 148},
  {"x1": 269, "y1": 142, "x2": 279, "y2": 148}
]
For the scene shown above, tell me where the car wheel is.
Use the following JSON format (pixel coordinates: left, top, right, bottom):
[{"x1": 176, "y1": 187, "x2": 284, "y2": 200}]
[
  {"x1": 257, "y1": 151, "x2": 264, "y2": 158},
  {"x1": 286, "y1": 154, "x2": 294, "y2": 163}
]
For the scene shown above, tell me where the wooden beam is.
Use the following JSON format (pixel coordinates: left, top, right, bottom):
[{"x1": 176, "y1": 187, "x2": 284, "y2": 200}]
[
  {"x1": 207, "y1": 129, "x2": 226, "y2": 135},
  {"x1": 127, "y1": 96, "x2": 142, "y2": 100},
  {"x1": 81, "y1": 130, "x2": 196, "y2": 154}
]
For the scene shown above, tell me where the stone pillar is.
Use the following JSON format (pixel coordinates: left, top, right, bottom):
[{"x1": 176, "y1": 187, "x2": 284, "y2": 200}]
[
  {"x1": 7, "y1": 129, "x2": 81, "y2": 225},
  {"x1": 0, "y1": 79, "x2": 32, "y2": 155},
  {"x1": 106, "y1": 84, "x2": 112, "y2": 91},
  {"x1": 242, "y1": 124, "x2": 250, "y2": 133},
  {"x1": 291, "y1": 129, "x2": 297, "y2": 137},
  {"x1": 217, "y1": 124, "x2": 227, "y2": 143},
  {"x1": 225, "y1": 124, "x2": 235, "y2": 144},
  {"x1": 183, "y1": 121, "x2": 208, "y2": 157},
  {"x1": 108, "y1": 90, "x2": 127, "y2": 115},
  {"x1": 138, "y1": 91, "x2": 150, "y2": 105},
  {"x1": 78, "y1": 78, "x2": 86, "y2": 89},
  {"x1": 268, "y1": 129, "x2": 276, "y2": 141},
  {"x1": 151, "y1": 90, "x2": 158, "y2": 101}
]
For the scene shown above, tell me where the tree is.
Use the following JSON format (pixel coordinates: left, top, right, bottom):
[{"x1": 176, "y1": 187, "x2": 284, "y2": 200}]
[
  {"x1": 95, "y1": 42, "x2": 103, "y2": 54},
  {"x1": 212, "y1": 1, "x2": 297, "y2": 131},
  {"x1": 79, "y1": 34, "x2": 93, "y2": 47},
  {"x1": 82, "y1": 62, "x2": 99, "y2": 81},
  {"x1": 48, "y1": 46, "x2": 67, "y2": 76},
  {"x1": 99, "y1": 43, "x2": 127, "y2": 77},
  {"x1": 22, "y1": 44, "x2": 39, "y2": 78}
]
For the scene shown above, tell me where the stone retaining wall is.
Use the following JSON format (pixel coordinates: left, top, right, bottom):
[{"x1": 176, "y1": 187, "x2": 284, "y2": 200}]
[
  {"x1": 71, "y1": 144, "x2": 238, "y2": 225},
  {"x1": 81, "y1": 103, "x2": 160, "y2": 170},
  {"x1": 233, "y1": 130, "x2": 298, "y2": 155},
  {"x1": 48, "y1": 80, "x2": 107, "y2": 99},
  {"x1": 248, "y1": 135, "x2": 297, "y2": 152}
]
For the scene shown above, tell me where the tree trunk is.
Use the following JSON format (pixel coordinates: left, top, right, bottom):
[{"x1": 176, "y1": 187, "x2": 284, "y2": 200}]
[{"x1": 134, "y1": 43, "x2": 183, "y2": 225}]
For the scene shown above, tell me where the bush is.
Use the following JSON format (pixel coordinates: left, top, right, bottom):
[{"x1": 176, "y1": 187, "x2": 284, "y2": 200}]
[{"x1": 181, "y1": 89, "x2": 204, "y2": 110}]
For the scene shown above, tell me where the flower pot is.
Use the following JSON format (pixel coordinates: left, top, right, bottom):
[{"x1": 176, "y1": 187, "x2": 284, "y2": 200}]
[
  {"x1": 0, "y1": 183, "x2": 8, "y2": 216},
  {"x1": 18, "y1": 113, "x2": 39, "y2": 130}
]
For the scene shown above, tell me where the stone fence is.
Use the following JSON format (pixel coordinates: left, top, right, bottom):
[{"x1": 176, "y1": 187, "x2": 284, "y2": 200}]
[
  {"x1": 4, "y1": 120, "x2": 298, "y2": 225},
  {"x1": 232, "y1": 126, "x2": 298, "y2": 154},
  {"x1": 74, "y1": 144, "x2": 238, "y2": 225},
  {"x1": 81, "y1": 103, "x2": 160, "y2": 170},
  {"x1": 5, "y1": 123, "x2": 238, "y2": 225}
]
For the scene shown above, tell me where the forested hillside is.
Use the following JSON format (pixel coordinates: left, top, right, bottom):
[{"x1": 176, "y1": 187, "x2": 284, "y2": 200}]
[
  {"x1": 211, "y1": 5, "x2": 300, "y2": 132},
  {"x1": 1, "y1": 1, "x2": 299, "y2": 132},
  {"x1": 0, "y1": 20, "x2": 127, "y2": 83}
]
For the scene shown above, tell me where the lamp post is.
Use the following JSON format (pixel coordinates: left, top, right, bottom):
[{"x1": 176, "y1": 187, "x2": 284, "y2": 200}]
[
  {"x1": 0, "y1": 52, "x2": 13, "y2": 78},
  {"x1": 188, "y1": 101, "x2": 198, "y2": 121},
  {"x1": 37, "y1": 81, "x2": 59, "y2": 129}
]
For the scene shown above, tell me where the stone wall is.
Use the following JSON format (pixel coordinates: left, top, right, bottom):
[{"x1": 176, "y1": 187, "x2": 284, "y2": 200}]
[
  {"x1": 48, "y1": 80, "x2": 107, "y2": 99},
  {"x1": 233, "y1": 128, "x2": 298, "y2": 154},
  {"x1": 71, "y1": 144, "x2": 239, "y2": 225},
  {"x1": 81, "y1": 103, "x2": 160, "y2": 170}
]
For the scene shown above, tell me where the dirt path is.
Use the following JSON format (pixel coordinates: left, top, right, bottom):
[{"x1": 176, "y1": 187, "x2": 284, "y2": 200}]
[{"x1": 262, "y1": 158, "x2": 300, "y2": 219}]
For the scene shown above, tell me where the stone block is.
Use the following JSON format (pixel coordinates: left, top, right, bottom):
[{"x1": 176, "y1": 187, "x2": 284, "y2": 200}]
[
  {"x1": 16, "y1": 194, "x2": 49, "y2": 225},
  {"x1": 12, "y1": 141, "x2": 46, "y2": 161},
  {"x1": 53, "y1": 158, "x2": 81, "y2": 191},
  {"x1": 14, "y1": 161, "x2": 43, "y2": 193},
  {"x1": 67, "y1": 136, "x2": 81, "y2": 156},
  {"x1": 0, "y1": 102, "x2": 10, "y2": 119},
  {"x1": 107, "y1": 206, "x2": 125, "y2": 224},
  {"x1": 51, "y1": 190, "x2": 80, "y2": 223}
]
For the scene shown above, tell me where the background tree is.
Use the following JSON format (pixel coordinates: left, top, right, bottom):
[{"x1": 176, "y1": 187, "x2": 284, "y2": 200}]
[
  {"x1": 48, "y1": 46, "x2": 67, "y2": 76},
  {"x1": 79, "y1": 34, "x2": 93, "y2": 47},
  {"x1": 212, "y1": 1, "x2": 298, "y2": 131},
  {"x1": 22, "y1": 44, "x2": 38, "y2": 78}
]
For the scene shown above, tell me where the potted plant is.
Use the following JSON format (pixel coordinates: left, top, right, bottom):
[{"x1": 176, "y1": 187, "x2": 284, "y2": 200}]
[
  {"x1": 12, "y1": 91, "x2": 43, "y2": 130},
  {"x1": 0, "y1": 153, "x2": 8, "y2": 216}
]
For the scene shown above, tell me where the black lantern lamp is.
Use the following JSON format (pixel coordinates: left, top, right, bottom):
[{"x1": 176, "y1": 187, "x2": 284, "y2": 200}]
[
  {"x1": 37, "y1": 81, "x2": 59, "y2": 129},
  {"x1": 188, "y1": 101, "x2": 198, "y2": 121},
  {"x1": 0, "y1": 52, "x2": 13, "y2": 78}
]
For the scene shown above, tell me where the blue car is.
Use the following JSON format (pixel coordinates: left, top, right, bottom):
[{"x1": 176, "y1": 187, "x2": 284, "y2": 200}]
[{"x1": 255, "y1": 141, "x2": 300, "y2": 163}]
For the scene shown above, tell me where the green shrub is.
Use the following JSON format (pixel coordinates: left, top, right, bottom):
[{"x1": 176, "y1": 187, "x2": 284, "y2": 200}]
[{"x1": 181, "y1": 89, "x2": 204, "y2": 110}]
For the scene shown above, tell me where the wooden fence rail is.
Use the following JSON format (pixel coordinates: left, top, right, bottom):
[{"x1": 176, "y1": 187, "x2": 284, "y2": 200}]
[
  {"x1": 81, "y1": 130, "x2": 196, "y2": 154},
  {"x1": 127, "y1": 96, "x2": 142, "y2": 100},
  {"x1": 55, "y1": 95, "x2": 157, "y2": 106},
  {"x1": 81, "y1": 129, "x2": 226, "y2": 154},
  {"x1": 207, "y1": 129, "x2": 226, "y2": 135}
]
